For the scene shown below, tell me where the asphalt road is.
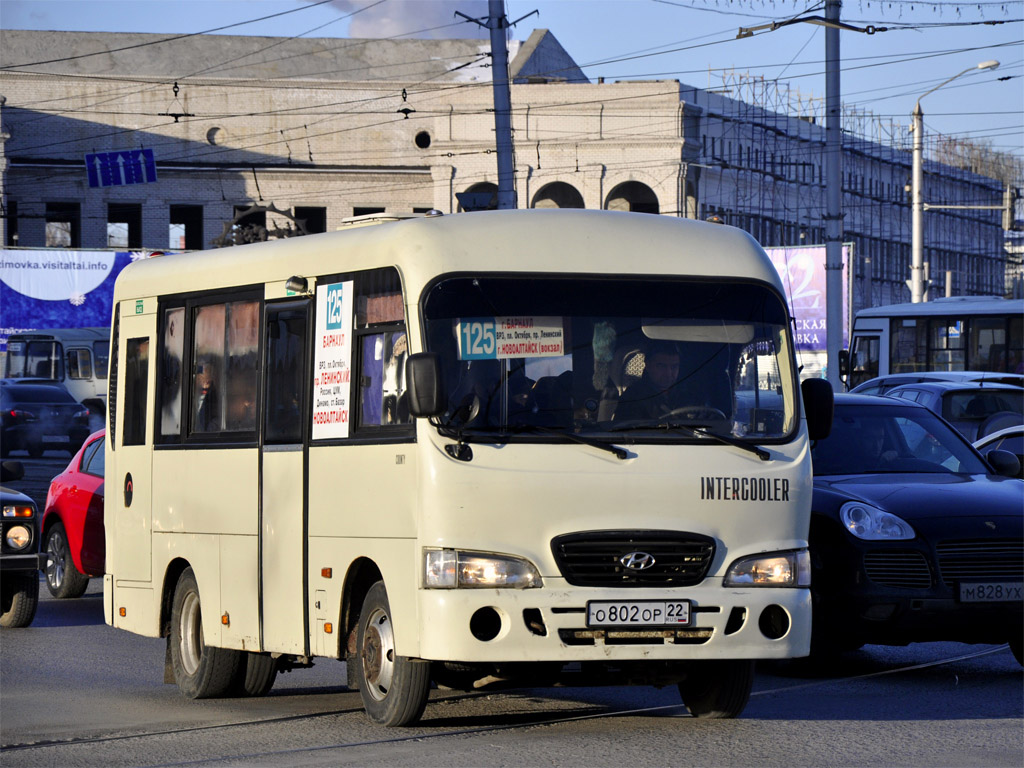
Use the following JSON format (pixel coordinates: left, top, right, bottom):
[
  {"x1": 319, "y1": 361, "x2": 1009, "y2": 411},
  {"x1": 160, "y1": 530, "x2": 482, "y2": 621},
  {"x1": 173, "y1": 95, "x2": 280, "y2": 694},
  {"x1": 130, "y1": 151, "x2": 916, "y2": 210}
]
[{"x1": 3, "y1": 455, "x2": 1022, "y2": 767}]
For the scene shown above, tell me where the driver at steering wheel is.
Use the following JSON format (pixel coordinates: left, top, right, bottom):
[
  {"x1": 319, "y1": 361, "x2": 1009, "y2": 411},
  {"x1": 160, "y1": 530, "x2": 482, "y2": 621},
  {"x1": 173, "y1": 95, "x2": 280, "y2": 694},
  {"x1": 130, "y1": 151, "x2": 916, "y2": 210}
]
[{"x1": 615, "y1": 341, "x2": 687, "y2": 422}]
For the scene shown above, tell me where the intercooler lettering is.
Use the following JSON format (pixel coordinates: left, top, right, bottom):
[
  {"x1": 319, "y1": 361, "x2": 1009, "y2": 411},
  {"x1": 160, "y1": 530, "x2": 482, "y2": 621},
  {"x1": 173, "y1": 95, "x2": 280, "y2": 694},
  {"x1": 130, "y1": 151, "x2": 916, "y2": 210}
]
[{"x1": 700, "y1": 476, "x2": 790, "y2": 502}]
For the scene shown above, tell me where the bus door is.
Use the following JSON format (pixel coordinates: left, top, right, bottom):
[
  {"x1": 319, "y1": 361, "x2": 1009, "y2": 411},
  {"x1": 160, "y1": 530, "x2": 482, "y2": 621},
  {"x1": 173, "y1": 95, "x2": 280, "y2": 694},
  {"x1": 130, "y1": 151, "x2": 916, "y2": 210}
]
[
  {"x1": 260, "y1": 301, "x2": 310, "y2": 655},
  {"x1": 112, "y1": 302, "x2": 156, "y2": 584}
]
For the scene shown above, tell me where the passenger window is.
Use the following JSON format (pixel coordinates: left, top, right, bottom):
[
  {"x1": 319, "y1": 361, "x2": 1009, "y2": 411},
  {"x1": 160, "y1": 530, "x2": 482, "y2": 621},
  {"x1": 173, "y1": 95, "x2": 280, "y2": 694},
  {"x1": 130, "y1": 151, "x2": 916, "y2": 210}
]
[
  {"x1": 191, "y1": 300, "x2": 259, "y2": 434},
  {"x1": 123, "y1": 337, "x2": 149, "y2": 446},
  {"x1": 359, "y1": 331, "x2": 410, "y2": 427},
  {"x1": 66, "y1": 349, "x2": 93, "y2": 380},
  {"x1": 159, "y1": 307, "x2": 185, "y2": 438}
]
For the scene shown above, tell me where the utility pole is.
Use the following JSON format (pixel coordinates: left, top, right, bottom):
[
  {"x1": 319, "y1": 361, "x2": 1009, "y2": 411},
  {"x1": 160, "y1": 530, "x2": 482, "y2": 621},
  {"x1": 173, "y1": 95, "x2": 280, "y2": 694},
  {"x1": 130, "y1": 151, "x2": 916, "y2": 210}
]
[
  {"x1": 458, "y1": 1, "x2": 528, "y2": 210},
  {"x1": 910, "y1": 60, "x2": 1001, "y2": 302},
  {"x1": 824, "y1": 0, "x2": 843, "y2": 389}
]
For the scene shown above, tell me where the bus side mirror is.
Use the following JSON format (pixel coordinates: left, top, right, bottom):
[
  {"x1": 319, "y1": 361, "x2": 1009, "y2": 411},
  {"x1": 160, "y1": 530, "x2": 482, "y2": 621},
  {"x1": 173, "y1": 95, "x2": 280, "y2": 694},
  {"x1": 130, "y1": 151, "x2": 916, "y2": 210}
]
[
  {"x1": 837, "y1": 349, "x2": 850, "y2": 381},
  {"x1": 406, "y1": 353, "x2": 445, "y2": 418},
  {"x1": 801, "y1": 378, "x2": 834, "y2": 441}
]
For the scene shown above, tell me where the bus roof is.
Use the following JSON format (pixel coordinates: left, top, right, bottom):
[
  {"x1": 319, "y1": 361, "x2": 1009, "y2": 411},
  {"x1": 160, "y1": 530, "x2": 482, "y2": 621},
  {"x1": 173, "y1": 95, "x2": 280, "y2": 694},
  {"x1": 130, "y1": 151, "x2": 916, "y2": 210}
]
[
  {"x1": 855, "y1": 296, "x2": 1024, "y2": 320},
  {"x1": 112, "y1": 209, "x2": 784, "y2": 303},
  {"x1": 9, "y1": 327, "x2": 108, "y2": 343}
]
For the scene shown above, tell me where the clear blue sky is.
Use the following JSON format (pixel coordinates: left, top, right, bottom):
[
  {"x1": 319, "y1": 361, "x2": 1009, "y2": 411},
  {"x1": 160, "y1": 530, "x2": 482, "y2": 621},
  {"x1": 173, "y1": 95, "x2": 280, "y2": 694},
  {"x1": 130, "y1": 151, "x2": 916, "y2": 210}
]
[{"x1": 3, "y1": 0, "x2": 1021, "y2": 160}]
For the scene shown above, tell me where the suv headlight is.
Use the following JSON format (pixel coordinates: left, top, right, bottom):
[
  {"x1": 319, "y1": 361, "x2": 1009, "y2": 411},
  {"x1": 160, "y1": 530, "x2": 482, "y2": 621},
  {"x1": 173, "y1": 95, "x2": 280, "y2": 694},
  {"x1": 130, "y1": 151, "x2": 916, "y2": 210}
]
[
  {"x1": 724, "y1": 549, "x2": 810, "y2": 587},
  {"x1": 6, "y1": 525, "x2": 32, "y2": 550},
  {"x1": 840, "y1": 501, "x2": 914, "y2": 540},
  {"x1": 424, "y1": 549, "x2": 542, "y2": 589}
]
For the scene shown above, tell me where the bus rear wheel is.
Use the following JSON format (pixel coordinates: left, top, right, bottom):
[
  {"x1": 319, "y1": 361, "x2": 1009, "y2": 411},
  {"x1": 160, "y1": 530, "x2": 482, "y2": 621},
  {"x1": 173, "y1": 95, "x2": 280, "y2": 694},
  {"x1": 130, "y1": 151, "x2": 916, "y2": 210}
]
[
  {"x1": 231, "y1": 652, "x2": 279, "y2": 697},
  {"x1": 169, "y1": 567, "x2": 241, "y2": 699},
  {"x1": 677, "y1": 660, "x2": 754, "y2": 718},
  {"x1": 355, "y1": 581, "x2": 430, "y2": 726}
]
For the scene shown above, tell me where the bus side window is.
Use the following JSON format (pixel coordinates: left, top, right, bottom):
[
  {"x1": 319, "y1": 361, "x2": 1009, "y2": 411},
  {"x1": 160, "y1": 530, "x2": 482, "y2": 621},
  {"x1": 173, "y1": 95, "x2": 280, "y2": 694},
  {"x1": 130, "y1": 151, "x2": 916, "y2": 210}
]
[
  {"x1": 159, "y1": 307, "x2": 185, "y2": 438},
  {"x1": 191, "y1": 300, "x2": 259, "y2": 434},
  {"x1": 66, "y1": 348, "x2": 94, "y2": 380},
  {"x1": 124, "y1": 338, "x2": 149, "y2": 446},
  {"x1": 359, "y1": 331, "x2": 409, "y2": 427}
]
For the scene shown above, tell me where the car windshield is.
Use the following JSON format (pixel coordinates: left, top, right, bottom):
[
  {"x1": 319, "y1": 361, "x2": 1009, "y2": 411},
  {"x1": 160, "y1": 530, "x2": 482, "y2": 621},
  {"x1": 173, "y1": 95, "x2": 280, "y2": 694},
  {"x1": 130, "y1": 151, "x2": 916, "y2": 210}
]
[
  {"x1": 813, "y1": 403, "x2": 990, "y2": 475},
  {"x1": 422, "y1": 276, "x2": 797, "y2": 443}
]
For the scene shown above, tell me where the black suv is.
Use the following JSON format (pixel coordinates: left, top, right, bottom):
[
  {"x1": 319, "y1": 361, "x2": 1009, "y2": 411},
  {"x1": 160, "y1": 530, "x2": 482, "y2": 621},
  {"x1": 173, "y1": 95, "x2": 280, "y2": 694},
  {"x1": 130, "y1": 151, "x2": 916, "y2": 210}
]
[{"x1": 1, "y1": 460, "x2": 43, "y2": 627}]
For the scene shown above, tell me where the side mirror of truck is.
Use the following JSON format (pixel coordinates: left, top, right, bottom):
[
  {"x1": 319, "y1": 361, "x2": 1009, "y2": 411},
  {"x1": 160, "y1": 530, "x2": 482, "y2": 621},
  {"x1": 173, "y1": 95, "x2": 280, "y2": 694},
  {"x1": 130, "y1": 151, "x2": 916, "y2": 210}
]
[
  {"x1": 801, "y1": 378, "x2": 834, "y2": 441},
  {"x1": 406, "y1": 353, "x2": 446, "y2": 418},
  {"x1": 837, "y1": 349, "x2": 850, "y2": 382}
]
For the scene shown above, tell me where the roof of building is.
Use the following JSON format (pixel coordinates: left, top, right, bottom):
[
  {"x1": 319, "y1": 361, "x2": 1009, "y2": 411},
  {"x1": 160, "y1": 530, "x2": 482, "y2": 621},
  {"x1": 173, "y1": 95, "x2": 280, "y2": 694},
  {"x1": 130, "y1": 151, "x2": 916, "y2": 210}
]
[{"x1": 0, "y1": 28, "x2": 588, "y2": 84}]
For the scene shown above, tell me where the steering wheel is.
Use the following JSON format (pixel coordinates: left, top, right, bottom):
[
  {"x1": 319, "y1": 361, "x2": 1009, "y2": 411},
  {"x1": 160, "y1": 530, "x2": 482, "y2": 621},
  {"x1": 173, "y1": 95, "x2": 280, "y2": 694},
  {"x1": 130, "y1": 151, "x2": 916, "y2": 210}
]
[{"x1": 665, "y1": 405, "x2": 728, "y2": 421}]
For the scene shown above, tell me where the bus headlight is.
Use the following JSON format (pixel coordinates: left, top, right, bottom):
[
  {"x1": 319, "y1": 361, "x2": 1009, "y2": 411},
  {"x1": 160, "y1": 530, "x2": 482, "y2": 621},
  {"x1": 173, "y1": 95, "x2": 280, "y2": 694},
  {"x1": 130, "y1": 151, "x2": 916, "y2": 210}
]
[
  {"x1": 6, "y1": 525, "x2": 32, "y2": 551},
  {"x1": 724, "y1": 549, "x2": 810, "y2": 587},
  {"x1": 424, "y1": 549, "x2": 543, "y2": 589},
  {"x1": 840, "y1": 502, "x2": 914, "y2": 540}
]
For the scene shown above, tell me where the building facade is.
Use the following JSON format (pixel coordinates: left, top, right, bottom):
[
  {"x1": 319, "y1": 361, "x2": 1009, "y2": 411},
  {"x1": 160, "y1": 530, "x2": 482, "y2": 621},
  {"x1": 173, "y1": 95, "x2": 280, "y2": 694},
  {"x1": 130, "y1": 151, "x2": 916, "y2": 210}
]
[{"x1": 1, "y1": 29, "x2": 1015, "y2": 321}]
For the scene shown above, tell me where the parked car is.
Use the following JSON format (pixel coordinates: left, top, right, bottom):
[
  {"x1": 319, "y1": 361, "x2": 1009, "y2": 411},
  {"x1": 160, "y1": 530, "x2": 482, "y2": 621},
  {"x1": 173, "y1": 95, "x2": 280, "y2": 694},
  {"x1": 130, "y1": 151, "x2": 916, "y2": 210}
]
[
  {"x1": 1, "y1": 460, "x2": 43, "y2": 627},
  {"x1": 42, "y1": 430, "x2": 106, "y2": 598},
  {"x1": 884, "y1": 381, "x2": 1023, "y2": 442},
  {"x1": 974, "y1": 425, "x2": 1024, "y2": 480},
  {"x1": 849, "y1": 371, "x2": 1024, "y2": 396},
  {"x1": 809, "y1": 394, "x2": 1023, "y2": 664},
  {"x1": 0, "y1": 383, "x2": 91, "y2": 458}
]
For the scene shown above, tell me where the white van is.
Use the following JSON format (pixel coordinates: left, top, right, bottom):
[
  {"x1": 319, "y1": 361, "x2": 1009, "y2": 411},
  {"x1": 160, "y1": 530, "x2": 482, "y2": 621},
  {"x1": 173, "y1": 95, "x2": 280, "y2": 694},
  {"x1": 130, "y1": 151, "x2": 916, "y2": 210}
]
[
  {"x1": 3, "y1": 327, "x2": 109, "y2": 416},
  {"x1": 104, "y1": 209, "x2": 832, "y2": 725}
]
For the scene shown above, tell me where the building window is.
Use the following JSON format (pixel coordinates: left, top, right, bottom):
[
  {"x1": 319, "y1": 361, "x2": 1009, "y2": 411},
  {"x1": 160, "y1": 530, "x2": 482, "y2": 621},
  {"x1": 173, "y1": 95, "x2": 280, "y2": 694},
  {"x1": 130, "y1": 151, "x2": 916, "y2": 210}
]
[
  {"x1": 45, "y1": 202, "x2": 80, "y2": 247},
  {"x1": 5, "y1": 201, "x2": 17, "y2": 246},
  {"x1": 170, "y1": 205, "x2": 204, "y2": 250},
  {"x1": 353, "y1": 207, "x2": 385, "y2": 217},
  {"x1": 294, "y1": 206, "x2": 326, "y2": 234},
  {"x1": 108, "y1": 203, "x2": 142, "y2": 249}
]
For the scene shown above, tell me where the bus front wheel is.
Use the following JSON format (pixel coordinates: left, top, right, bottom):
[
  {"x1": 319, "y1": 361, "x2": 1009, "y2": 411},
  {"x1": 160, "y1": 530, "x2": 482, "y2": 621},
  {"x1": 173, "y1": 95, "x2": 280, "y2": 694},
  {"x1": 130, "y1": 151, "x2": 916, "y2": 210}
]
[
  {"x1": 677, "y1": 660, "x2": 754, "y2": 718},
  {"x1": 355, "y1": 581, "x2": 430, "y2": 726},
  {"x1": 170, "y1": 567, "x2": 241, "y2": 699}
]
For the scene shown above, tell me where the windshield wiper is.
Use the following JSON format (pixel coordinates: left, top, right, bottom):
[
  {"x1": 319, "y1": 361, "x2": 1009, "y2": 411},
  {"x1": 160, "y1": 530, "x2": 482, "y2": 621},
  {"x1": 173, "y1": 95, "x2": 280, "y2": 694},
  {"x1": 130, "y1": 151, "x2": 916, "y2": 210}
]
[
  {"x1": 611, "y1": 419, "x2": 771, "y2": 461},
  {"x1": 508, "y1": 424, "x2": 629, "y2": 460}
]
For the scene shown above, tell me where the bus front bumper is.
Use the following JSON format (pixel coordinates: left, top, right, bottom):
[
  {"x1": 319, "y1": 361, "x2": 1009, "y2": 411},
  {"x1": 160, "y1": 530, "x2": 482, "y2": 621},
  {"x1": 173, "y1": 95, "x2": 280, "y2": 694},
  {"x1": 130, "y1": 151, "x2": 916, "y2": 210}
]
[{"x1": 414, "y1": 581, "x2": 811, "y2": 663}]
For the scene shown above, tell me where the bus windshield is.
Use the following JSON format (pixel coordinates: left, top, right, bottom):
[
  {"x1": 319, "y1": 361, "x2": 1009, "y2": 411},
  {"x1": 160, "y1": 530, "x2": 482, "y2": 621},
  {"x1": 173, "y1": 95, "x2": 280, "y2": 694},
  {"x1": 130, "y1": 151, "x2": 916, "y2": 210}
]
[
  {"x1": 422, "y1": 276, "x2": 798, "y2": 442},
  {"x1": 4, "y1": 340, "x2": 63, "y2": 380}
]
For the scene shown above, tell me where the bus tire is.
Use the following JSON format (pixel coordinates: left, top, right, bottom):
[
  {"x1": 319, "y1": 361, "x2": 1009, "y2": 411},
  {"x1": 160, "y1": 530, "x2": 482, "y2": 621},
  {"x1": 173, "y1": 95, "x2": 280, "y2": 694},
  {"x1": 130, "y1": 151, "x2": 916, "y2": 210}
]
[
  {"x1": 231, "y1": 652, "x2": 278, "y2": 697},
  {"x1": 45, "y1": 522, "x2": 90, "y2": 599},
  {"x1": 355, "y1": 581, "x2": 430, "y2": 726},
  {"x1": 170, "y1": 567, "x2": 241, "y2": 699},
  {"x1": 0, "y1": 571, "x2": 39, "y2": 628},
  {"x1": 677, "y1": 660, "x2": 754, "y2": 719}
]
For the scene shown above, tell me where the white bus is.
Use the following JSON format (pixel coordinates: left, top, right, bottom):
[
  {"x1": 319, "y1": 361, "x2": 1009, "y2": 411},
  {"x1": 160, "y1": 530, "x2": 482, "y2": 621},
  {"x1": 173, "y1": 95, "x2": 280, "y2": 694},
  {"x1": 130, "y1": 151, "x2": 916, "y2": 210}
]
[
  {"x1": 846, "y1": 296, "x2": 1024, "y2": 390},
  {"x1": 3, "y1": 327, "x2": 110, "y2": 416},
  {"x1": 105, "y1": 209, "x2": 833, "y2": 725}
]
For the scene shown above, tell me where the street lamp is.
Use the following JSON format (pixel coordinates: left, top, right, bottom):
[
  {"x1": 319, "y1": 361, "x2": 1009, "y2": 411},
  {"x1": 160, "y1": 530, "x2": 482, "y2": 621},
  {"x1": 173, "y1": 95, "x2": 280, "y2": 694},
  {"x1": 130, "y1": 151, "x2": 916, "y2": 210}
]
[{"x1": 910, "y1": 60, "x2": 999, "y2": 303}]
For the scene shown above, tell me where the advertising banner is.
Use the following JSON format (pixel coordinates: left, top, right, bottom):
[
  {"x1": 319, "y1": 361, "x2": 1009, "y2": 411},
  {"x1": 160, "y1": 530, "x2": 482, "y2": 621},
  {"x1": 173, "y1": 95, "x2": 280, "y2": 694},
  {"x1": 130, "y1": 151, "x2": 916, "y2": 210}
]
[
  {"x1": 764, "y1": 244, "x2": 851, "y2": 352},
  {"x1": 0, "y1": 248, "x2": 163, "y2": 351}
]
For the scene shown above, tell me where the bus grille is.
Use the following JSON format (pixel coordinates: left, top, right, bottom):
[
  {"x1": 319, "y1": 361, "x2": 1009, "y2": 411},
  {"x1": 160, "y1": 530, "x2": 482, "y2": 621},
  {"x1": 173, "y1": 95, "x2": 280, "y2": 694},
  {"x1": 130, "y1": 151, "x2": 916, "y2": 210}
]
[
  {"x1": 551, "y1": 530, "x2": 715, "y2": 588},
  {"x1": 863, "y1": 550, "x2": 932, "y2": 589},
  {"x1": 936, "y1": 539, "x2": 1024, "y2": 586}
]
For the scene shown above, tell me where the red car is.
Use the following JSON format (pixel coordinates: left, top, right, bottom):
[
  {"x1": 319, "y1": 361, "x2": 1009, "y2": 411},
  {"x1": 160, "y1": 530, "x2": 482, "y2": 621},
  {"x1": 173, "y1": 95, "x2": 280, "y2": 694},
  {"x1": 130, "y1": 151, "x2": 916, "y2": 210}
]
[{"x1": 42, "y1": 430, "x2": 105, "y2": 598}]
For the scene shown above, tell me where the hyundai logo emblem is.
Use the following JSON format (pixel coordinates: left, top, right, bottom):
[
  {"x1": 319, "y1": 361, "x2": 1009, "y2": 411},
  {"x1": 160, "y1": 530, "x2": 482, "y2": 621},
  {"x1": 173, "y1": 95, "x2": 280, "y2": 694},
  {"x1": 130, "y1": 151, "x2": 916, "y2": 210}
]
[{"x1": 620, "y1": 551, "x2": 656, "y2": 570}]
